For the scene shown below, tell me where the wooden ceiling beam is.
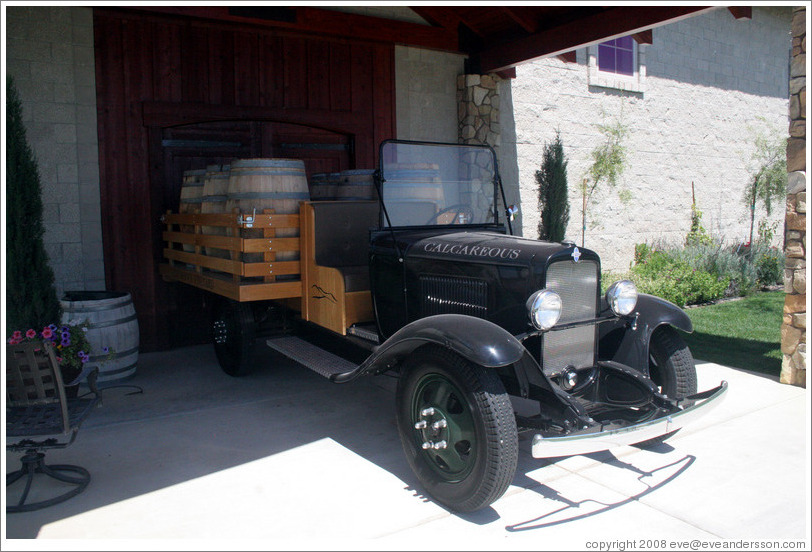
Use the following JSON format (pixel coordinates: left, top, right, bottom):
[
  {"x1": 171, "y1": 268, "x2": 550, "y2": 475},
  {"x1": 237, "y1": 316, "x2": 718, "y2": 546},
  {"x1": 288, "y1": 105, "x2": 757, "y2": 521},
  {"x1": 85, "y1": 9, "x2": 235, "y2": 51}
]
[
  {"x1": 728, "y1": 7, "x2": 753, "y2": 20},
  {"x1": 501, "y1": 7, "x2": 539, "y2": 34},
  {"x1": 409, "y1": 7, "x2": 465, "y2": 31},
  {"x1": 632, "y1": 30, "x2": 653, "y2": 45},
  {"x1": 124, "y1": 6, "x2": 459, "y2": 52},
  {"x1": 479, "y1": 6, "x2": 718, "y2": 73}
]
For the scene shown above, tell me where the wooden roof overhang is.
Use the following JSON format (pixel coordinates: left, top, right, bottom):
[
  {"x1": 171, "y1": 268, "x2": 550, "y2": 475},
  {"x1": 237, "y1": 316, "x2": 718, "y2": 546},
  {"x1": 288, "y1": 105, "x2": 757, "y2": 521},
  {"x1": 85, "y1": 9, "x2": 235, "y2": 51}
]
[{"x1": 124, "y1": 5, "x2": 751, "y2": 76}]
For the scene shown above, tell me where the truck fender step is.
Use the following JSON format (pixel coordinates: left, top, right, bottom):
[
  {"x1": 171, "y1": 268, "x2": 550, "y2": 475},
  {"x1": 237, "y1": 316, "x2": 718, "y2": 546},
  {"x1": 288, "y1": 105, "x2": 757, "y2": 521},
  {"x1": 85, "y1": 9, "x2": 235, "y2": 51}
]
[{"x1": 266, "y1": 336, "x2": 358, "y2": 379}]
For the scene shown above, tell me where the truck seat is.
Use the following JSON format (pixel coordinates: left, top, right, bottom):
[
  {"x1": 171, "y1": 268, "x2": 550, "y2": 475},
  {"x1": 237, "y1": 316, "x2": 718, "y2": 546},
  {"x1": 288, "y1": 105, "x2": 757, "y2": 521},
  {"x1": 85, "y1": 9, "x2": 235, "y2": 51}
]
[{"x1": 312, "y1": 201, "x2": 380, "y2": 292}]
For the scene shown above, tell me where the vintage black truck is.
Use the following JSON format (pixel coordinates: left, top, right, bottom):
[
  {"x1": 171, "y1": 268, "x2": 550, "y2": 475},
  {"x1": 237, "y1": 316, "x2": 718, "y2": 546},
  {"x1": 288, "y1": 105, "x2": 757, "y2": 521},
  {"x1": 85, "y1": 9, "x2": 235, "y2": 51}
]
[{"x1": 161, "y1": 140, "x2": 727, "y2": 512}]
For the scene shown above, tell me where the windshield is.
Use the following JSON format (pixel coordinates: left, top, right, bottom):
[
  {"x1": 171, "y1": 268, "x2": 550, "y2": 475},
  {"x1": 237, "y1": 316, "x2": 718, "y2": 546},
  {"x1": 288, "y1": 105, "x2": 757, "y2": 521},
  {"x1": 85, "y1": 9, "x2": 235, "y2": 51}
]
[{"x1": 379, "y1": 141, "x2": 499, "y2": 227}]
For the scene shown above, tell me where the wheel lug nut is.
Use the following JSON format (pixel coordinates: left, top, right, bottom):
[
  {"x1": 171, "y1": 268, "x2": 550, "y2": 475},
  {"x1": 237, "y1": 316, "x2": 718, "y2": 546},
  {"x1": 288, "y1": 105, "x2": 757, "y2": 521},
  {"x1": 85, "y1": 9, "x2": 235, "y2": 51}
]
[
  {"x1": 421, "y1": 441, "x2": 433, "y2": 450},
  {"x1": 414, "y1": 420, "x2": 427, "y2": 429},
  {"x1": 432, "y1": 419, "x2": 447, "y2": 430},
  {"x1": 433, "y1": 440, "x2": 447, "y2": 450},
  {"x1": 420, "y1": 407, "x2": 436, "y2": 417}
]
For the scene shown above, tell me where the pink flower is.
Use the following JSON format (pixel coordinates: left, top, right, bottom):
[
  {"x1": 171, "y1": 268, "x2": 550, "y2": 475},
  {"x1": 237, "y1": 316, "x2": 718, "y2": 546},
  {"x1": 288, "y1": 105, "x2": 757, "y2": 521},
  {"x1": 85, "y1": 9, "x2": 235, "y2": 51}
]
[
  {"x1": 12, "y1": 331, "x2": 22, "y2": 340},
  {"x1": 26, "y1": 329, "x2": 37, "y2": 339},
  {"x1": 42, "y1": 327, "x2": 54, "y2": 339}
]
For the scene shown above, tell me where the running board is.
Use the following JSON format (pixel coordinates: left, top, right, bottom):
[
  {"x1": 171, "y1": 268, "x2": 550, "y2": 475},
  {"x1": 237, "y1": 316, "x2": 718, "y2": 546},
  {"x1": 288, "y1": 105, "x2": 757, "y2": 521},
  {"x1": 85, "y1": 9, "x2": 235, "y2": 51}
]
[{"x1": 266, "y1": 336, "x2": 358, "y2": 380}]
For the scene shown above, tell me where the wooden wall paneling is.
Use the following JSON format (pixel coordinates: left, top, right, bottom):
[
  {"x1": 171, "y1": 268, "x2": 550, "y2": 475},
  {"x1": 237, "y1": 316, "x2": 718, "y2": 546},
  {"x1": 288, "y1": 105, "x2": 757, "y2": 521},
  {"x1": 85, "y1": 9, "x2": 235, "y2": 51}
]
[
  {"x1": 307, "y1": 39, "x2": 332, "y2": 110},
  {"x1": 234, "y1": 30, "x2": 260, "y2": 106},
  {"x1": 94, "y1": 15, "x2": 128, "y2": 290},
  {"x1": 125, "y1": 18, "x2": 162, "y2": 348},
  {"x1": 153, "y1": 22, "x2": 183, "y2": 103},
  {"x1": 328, "y1": 42, "x2": 352, "y2": 113},
  {"x1": 259, "y1": 35, "x2": 285, "y2": 108},
  {"x1": 350, "y1": 43, "x2": 375, "y2": 167},
  {"x1": 283, "y1": 37, "x2": 308, "y2": 109},
  {"x1": 205, "y1": 27, "x2": 225, "y2": 105},
  {"x1": 181, "y1": 23, "x2": 209, "y2": 104},
  {"x1": 372, "y1": 44, "x2": 396, "y2": 156}
]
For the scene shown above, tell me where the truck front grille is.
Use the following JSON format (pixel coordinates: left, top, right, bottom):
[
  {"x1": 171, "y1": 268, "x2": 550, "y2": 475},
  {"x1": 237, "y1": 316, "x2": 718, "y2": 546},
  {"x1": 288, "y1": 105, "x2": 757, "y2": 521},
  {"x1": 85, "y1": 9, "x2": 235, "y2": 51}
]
[
  {"x1": 420, "y1": 276, "x2": 488, "y2": 318},
  {"x1": 542, "y1": 260, "x2": 599, "y2": 376}
]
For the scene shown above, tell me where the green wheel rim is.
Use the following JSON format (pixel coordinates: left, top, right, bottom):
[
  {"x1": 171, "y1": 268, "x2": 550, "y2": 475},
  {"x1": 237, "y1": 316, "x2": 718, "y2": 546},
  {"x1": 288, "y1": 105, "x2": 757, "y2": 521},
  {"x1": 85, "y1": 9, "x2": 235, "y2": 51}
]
[{"x1": 411, "y1": 373, "x2": 477, "y2": 482}]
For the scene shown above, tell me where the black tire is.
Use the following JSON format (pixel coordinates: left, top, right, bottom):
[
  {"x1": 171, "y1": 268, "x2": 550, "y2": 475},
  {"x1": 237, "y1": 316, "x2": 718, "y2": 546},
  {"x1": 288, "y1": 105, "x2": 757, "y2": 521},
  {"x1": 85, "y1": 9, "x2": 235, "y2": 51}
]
[
  {"x1": 636, "y1": 326, "x2": 698, "y2": 447},
  {"x1": 212, "y1": 300, "x2": 257, "y2": 377},
  {"x1": 396, "y1": 346, "x2": 518, "y2": 512},
  {"x1": 648, "y1": 326, "x2": 698, "y2": 401}
]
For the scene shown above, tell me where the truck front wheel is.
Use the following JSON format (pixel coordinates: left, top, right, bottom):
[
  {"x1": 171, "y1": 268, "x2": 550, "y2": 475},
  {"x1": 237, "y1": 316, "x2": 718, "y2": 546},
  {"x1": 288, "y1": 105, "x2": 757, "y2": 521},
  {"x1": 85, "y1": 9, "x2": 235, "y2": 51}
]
[
  {"x1": 636, "y1": 326, "x2": 698, "y2": 448},
  {"x1": 396, "y1": 346, "x2": 518, "y2": 512}
]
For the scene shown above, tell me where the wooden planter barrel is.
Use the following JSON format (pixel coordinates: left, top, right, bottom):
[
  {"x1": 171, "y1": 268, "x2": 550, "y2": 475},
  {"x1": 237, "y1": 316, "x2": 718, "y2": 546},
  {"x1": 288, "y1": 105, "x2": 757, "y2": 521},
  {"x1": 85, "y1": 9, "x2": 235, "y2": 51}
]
[{"x1": 60, "y1": 291, "x2": 140, "y2": 383}]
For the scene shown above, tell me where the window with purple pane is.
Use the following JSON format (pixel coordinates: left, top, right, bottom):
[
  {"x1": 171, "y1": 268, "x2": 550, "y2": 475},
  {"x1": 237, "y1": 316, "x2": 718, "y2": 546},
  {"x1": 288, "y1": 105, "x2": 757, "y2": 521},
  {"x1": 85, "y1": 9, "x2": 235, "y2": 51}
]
[{"x1": 598, "y1": 36, "x2": 635, "y2": 76}]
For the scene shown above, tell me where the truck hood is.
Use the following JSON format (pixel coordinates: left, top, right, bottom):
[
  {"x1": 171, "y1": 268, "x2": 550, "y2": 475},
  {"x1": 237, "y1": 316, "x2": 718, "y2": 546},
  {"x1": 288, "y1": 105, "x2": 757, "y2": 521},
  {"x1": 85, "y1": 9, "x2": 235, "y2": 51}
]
[{"x1": 407, "y1": 231, "x2": 595, "y2": 268}]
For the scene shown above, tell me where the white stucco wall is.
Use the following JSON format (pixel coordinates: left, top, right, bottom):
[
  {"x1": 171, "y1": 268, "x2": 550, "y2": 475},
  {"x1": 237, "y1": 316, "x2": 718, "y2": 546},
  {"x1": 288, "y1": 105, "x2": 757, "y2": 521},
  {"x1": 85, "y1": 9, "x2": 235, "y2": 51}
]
[
  {"x1": 511, "y1": 6, "x2": 792, "y2": 273},
  {"x1": 6, "y1": 6, "x2": 105, "y2": 295}
]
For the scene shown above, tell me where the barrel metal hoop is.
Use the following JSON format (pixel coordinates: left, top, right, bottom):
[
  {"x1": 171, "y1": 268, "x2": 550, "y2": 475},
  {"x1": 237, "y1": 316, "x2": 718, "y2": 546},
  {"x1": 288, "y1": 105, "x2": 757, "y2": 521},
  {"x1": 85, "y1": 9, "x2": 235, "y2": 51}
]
[{"x1": 63, "y1": 299, "x2": 133, "y2": 313}]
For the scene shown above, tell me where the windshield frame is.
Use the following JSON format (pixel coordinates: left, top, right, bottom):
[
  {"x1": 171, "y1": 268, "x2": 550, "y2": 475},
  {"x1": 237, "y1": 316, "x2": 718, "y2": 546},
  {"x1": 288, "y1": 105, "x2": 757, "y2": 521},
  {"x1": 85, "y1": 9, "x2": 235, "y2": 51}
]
[{"x1": 376, "y1": 139, "x2": 506, "y2": 231}]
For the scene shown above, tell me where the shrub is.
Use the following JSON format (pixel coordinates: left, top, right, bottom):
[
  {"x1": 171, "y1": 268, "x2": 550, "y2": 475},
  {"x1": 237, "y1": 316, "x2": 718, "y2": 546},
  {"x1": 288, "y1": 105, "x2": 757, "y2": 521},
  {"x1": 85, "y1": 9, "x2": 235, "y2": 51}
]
[
  {"x1": 536, "y1": 131, "x2": 570, "y2": 242},
  {"x1": 6, "y1": 77, "x2": 62, "y2": 331},
  {"x1": 623, "y1": 244, "x2": 729, "y2": 307},
  {"x1": 749, "y1": 241, "x2": 785, "y2": 288}
]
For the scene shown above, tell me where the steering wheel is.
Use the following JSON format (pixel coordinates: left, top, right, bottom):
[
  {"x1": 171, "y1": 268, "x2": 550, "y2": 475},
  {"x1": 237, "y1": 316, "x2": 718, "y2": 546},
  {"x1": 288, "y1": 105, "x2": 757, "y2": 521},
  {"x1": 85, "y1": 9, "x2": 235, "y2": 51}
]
[{"x1": 425, "y1": 204, "x2": 476, "y2": 225}]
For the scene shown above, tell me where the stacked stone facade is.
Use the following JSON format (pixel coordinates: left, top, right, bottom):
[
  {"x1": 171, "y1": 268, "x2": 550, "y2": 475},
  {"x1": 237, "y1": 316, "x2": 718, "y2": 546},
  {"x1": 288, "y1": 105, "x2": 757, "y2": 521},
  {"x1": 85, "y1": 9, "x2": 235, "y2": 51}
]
[
  {"x1": 457, "y1": 74, "x2": 503, "y2": 152},
  {"x1": 781, "y1": 7, "x2": 807, "y2": 388}
]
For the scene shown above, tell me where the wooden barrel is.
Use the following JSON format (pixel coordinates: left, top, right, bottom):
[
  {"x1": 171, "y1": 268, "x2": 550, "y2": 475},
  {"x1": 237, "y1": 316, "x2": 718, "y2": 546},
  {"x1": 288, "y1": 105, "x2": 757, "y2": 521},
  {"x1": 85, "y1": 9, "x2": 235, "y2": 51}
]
[
  {"x1": 309, "y1": 172, "x2": 340, "y2": 201},
  {"x1": 201, "y1": 164, "x2": 231, "y2": 259},
  {"x1": 336, "y1": 169, "x2": 377, "y2": 200},
  {"x1": 179, "y1": 169, "x2": 206, "y2": 252},
  {"x1": 382, "y1": 163, "x2": 444, "y2": 203},
  {"x1": 226, "y1": 158, "x2": 309, "y2": 264},
  {"x1": 60, "y1": 291, "x2": 140, "y2": 383}
]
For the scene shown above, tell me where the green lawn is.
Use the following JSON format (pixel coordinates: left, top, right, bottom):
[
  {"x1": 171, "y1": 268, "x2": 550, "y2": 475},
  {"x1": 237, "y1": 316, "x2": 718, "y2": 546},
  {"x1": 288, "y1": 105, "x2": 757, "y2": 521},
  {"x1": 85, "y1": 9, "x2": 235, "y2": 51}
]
[{"x1": 681, "y1": 290, "x2": 784, "y2": 376}]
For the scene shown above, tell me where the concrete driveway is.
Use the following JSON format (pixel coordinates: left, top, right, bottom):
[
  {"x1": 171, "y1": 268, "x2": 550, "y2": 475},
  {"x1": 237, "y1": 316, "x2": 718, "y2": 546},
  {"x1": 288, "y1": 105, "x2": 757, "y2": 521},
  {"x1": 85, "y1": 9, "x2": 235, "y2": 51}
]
[{"x1": 4, "y1": 342, "x2": 809, "y2": 548}]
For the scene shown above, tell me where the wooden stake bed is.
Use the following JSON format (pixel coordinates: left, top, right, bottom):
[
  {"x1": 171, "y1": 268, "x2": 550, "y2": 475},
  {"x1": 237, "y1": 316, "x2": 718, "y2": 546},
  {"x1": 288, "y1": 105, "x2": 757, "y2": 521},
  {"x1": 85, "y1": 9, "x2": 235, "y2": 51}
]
[{"x1": 159, "y1": 210, "x2": 304, "y2": 302}]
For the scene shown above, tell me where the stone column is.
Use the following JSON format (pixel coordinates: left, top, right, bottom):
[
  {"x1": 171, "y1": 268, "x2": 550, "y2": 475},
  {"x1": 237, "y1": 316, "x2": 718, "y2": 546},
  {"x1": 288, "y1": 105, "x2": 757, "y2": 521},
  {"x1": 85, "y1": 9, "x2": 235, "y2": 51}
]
[
  {"x1": 457, "y1": 74, "x2": 502, "y2": 151},
  {"x1": 781, "y1": 6, "x2": 806, "y2": 387}
]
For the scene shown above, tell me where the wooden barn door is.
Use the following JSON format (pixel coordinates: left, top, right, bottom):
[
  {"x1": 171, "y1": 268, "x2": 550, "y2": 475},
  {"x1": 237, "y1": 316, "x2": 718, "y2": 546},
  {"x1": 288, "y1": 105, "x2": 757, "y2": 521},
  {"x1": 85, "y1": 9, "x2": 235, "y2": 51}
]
[{"x1": 94, "y1": 8, "x2": 395, "y2": 350}]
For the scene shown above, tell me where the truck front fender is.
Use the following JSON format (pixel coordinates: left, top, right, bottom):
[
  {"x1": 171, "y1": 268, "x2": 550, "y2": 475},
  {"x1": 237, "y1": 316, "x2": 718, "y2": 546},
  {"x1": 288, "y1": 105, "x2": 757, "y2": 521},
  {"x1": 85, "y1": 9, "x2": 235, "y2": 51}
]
[
  {"x1": 332, "y1": 314, "x2": 526, "y2": 383},
  {"x1": 599, "y1": 293, "x2": 693, "y2": 375}
]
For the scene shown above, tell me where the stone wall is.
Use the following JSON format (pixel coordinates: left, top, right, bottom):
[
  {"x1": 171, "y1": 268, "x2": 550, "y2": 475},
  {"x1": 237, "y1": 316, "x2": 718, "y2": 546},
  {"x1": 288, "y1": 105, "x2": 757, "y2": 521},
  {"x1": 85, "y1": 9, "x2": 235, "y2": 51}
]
[
  {"x1": 509, "y1": 7, "x2": 792, "y2": 272},
  {"x1": 5, "y1": 6, "x2": 105, "y2": 295},
  {"x1": 780, "y1": 7, "x2": 806, "y2": 388},
  {"x1": 457, "y1": 74, "x2": 503, "y2": 151}
]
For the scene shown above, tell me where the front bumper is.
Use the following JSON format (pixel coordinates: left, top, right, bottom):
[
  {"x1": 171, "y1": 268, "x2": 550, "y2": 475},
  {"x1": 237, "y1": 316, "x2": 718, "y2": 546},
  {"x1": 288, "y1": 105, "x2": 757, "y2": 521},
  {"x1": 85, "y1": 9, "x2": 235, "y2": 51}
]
[{"x1": 531, "y1": 381, "x2": 728, "y2": 458}]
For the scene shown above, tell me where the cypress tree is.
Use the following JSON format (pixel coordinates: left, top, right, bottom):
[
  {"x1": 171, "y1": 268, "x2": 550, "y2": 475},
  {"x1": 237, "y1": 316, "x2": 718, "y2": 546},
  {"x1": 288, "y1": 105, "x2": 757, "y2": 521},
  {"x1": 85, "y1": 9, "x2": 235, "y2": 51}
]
[
  {"x1": 6, "y1": 77, "x2": 61, "y2": 332},
  {"x1": 535, "y1": 131, "x2": 570, "y2": 242}
]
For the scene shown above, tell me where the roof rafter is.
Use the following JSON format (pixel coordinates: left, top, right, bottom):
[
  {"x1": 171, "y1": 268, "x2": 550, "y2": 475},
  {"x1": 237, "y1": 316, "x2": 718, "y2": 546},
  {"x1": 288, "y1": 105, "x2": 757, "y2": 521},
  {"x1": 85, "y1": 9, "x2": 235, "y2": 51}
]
[{"x1": 478, "y1": 6, "x2": 718, "y2": 73}]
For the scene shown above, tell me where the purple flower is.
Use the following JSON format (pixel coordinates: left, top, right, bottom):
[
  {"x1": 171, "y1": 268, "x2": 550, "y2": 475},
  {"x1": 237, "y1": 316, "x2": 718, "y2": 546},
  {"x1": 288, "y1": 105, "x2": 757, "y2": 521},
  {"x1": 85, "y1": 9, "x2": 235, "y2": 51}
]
[{"x1": 61, "y1": 337, "x2": 71, "y2": 347}]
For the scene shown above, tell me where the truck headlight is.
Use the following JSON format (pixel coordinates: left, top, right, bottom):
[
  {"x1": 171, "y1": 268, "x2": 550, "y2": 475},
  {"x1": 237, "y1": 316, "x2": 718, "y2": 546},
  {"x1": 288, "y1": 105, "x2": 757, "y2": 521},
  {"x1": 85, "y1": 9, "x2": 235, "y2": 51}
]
[
  {"x1": 527, "y1": 289, "x2": 562, "y2": 330},
  {"x1": 606, "y1": 280, "x2": 638, "y2": 316}
]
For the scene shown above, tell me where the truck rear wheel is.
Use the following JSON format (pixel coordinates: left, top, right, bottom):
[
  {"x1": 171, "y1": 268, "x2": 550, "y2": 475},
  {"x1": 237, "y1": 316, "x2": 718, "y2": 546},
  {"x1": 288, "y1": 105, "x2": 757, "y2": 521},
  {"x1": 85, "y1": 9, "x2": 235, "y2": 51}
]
[
  {"x1": 396, "y1": 346, "x2": 518, "y2": 512},
  {"x1": 212, "y1": 300, "x2": 256, "y2": 377}
]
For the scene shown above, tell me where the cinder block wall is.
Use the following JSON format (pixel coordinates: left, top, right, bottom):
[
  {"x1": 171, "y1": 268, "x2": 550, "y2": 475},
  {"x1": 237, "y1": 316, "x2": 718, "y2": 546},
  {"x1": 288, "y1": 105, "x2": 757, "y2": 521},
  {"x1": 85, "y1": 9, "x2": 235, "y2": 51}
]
[
  {"x1": 510, "y1": 7, "x2": 792, "y2": 272},
  {"x1": 395, "y1": 45, "x2": 466, "y2": 143},
  {"x1": 6, "y1": 6, "x2": 105, "y2": 295}
]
